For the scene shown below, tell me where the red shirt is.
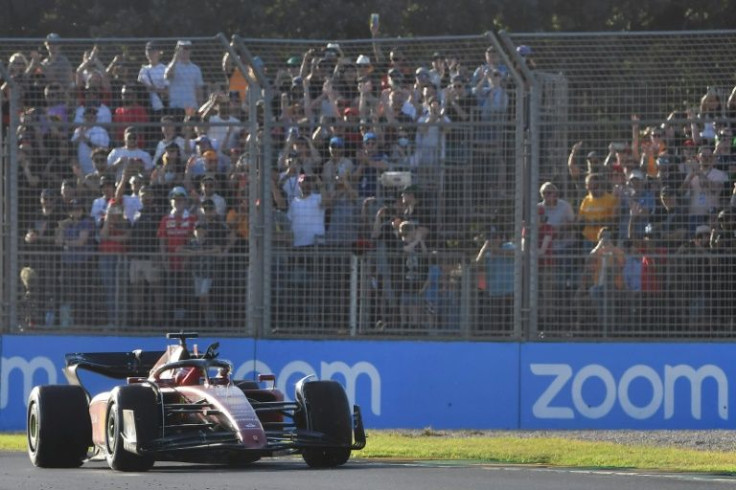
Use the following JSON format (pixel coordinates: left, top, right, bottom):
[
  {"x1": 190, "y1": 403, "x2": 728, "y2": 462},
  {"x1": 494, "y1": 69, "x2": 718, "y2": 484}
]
[
  {"x1": 641, "y1": 247, "x2": 667, "y2": 292},
  {"x1": 99, "y1": 225, "x2": 128, "y2": 254},
  {"x1": 113, "y1": 105, "x2": 149, "y2": 144},
  {"x1": 157, "y1": 211, "x2": 197, "y2": 270}
]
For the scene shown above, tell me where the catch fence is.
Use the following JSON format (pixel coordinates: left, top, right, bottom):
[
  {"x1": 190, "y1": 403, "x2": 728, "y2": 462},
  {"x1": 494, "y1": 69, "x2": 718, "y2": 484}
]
[{"x1": 1, "y1": 30, "x2": 736, "y2": 339}]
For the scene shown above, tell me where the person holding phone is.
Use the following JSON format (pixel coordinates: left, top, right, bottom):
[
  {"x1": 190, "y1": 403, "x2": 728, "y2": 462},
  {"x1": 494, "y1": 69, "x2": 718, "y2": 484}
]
[{"x1": 165, "y1": 40, "x2": 204, "y2": 117}]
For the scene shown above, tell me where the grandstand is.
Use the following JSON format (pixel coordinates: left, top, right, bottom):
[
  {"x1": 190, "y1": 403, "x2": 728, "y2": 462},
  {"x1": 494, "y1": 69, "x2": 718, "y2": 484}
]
[{"x1": 2, "y1": 30, "x2": 736, "y2": 339}]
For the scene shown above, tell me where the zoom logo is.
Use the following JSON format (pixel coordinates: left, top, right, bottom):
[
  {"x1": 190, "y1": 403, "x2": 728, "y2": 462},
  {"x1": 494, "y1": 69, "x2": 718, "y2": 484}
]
[{"x1": 530, "y1": 363, "x2": 728, "y2": 420}]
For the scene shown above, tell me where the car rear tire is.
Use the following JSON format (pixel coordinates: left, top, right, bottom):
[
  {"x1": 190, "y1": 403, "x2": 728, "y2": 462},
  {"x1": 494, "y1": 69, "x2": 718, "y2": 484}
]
[
  {"x1": 27, "y1": 385, "x2": 91, "y2": 468},
  {"x1": 105, "y1": 385, "x2": 156, "y2": 472},
  {"x1": 297, "y1": 381, "x2": 352, "y2": 468}
]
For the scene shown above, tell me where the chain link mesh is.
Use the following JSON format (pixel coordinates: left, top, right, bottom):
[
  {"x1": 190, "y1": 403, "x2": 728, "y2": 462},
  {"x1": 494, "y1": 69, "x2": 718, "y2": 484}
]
[{"x1": 2, "y1": 31, "x2": 736, "y2": 339}]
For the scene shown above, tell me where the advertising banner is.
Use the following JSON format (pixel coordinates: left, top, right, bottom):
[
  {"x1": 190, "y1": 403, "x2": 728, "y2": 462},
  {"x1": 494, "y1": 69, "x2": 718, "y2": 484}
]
[
  {"x1": 0, "y1": 335, "x2": 520, "y2": 431},
  {"x1": 520, "y1": 343, "x2": 732, "y2": 429}
]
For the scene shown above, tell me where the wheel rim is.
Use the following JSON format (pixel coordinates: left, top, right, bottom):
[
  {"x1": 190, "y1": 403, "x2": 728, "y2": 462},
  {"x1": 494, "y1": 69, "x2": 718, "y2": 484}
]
[
  {"x1": 106, "y1": 408, "x2": 117, "y2": 455},
  {"x1": 27, "y1": 402, "x2": 39, "y2": 453}
]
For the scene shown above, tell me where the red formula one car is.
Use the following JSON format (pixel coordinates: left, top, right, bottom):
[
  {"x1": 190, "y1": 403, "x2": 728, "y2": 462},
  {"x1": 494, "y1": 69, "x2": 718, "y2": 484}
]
[{"x1": 26, "y1": 332, "x2": 365, "y2": 471}]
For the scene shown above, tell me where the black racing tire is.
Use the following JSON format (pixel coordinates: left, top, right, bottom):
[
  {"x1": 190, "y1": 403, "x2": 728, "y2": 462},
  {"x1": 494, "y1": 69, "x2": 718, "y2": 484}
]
[
  {"x1": 27, "y1": 385, "x2": 91, "y2": 468},
  {"x1": 297, "y1": 380, "x2": 352, "y2": 468},
  {"x1": 105, "y1": 385, "x2": 157, "y2": 472}
]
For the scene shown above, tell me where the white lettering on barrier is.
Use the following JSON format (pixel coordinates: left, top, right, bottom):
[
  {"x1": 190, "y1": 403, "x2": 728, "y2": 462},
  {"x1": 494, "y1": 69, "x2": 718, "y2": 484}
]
[
  {"x1": 531, "y1": 363, "x2": 728, "y2": 420},
  {"x1": 1, "y1": 356, "x2": 381, "y2": 416},
  {"x1": 231, "y1": 359, "x2": 382, "y2": 415},
  {"x1": 321, "y1": 361, "x2": 381, "y2": 416},
  {"x1": 1, "y1": 356, "x2": 57, "y2": 409},
  {"x1": 530, "y1": 364, "x2": 574, "y2": 419}
]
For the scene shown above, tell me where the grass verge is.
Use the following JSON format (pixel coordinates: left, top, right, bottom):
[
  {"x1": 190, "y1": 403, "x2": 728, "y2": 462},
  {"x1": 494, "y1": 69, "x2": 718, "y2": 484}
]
[{"x1": 4, "y1": 430, "x2": 736, "y2": 473}]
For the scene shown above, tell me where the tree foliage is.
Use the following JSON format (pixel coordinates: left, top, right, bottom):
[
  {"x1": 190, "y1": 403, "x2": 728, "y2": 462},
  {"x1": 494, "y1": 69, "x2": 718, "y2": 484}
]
[{"x1": 2, "y1": 0, "x2": 736, "y2": 40}]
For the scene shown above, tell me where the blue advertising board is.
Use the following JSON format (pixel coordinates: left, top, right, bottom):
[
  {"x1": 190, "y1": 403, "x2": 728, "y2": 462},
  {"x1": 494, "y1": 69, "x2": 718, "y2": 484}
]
[
  {"x1": 0, "y1": 335, "x2": 519, "y2": 431},
  {"x1": 520, "y1": 343, "x2": 733, "y2": 429},
  {"x1": 4, "y1": 336, "x2": 732, "y2": 431}
]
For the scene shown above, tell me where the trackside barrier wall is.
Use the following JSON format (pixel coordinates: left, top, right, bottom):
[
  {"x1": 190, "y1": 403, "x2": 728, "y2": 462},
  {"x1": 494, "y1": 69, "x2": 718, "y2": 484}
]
[{"x1": 1, "y1": 335, "x2": 734, "y2": 431}]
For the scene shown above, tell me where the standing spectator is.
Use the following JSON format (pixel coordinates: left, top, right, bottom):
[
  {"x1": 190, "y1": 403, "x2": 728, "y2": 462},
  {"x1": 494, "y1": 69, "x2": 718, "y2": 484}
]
[
  {"x1": 137, "y1": 41, "x2": 168, "y2": 117},
  {"x1": 1, "y1": 53, "x2": 33, "y2": 118},
  {"x1": 221, "y1": 42, "x2": 249, "y2": 105},
  {"x1": 619, "y1": 169, "x2": 656, "y2": 241},
  {"x1": 397, "y1": 220, "x2": 430, "y2": 329},
  {"x1": 89, "y1": 176, "x2": 117, "y2": 227},
  {"x1": 44, "y1": 82, "x2": 70, "y2": 123},
  {"x1": 474, "y1": 228, "x2": 515, "y2": 332},
  {"x1": 650, "y1": 186, "x2": 689, "y2": 252},
  {"x1": 683, "y1": 146, "x2": 728, "y2": 233},
  {"x1": 128, "y1": 185, "x2": 164, "y2": 327},
  {"x1": 224, "y1": 193, "x2": 249, "y2": 322},
  {"x1": 578, "y1": 173, "x2": 619, "y2": 252},
  {"x1": 567, "y1": 141, "x2": 602, "y2": 196},
  {"x1": 321, "y1": 136, "x2": 354, "y2": 194},
  {"x1": 471, "y1": 46, "x2": 509, "y2": 87},
  {"x1": 152, "y1": 115, "x2": 187, "y2": 165},
  {"x1": 165, "y1": 40, "x2": 204, "y2": 116},
  {"x1": 181, "y1": 223, "x2": 219, "y2": 328},
  {"x1": 150, "y1": 142, "x2": 187, "y2": 205},
  {"x1": 186, "y1": 149, "x2": 228, "y2": 194},
  {"x1": 441, "y1": 74, "x2": 473, "y2": 163},
  {"x1": 22, "y1": 189, "x2": 65, "y2": 327},
  {"x1": 111, "y1": 84, "x2": 149, "y2": 146},
  {"x1": 39, "y1": 33, "x2": 74, "y2": 93},
  {"x1": 55, "y1": 199, "x2": 95, "y2": 327},
  {"x1": 471, "y1": 66, "x2": 509, "y2": 202},
  {"x1": 287, "y1": 174, "x2": 330, "y2": 248},
  {"x1": 97, "y1": 199, "x2": 131, "y2": 329},
  {"x1": 413, "y1": 96, "x2": 449, "y2": 191},
  {"x1": 44, "y1": 112, "x2": 73, "y2": 183},
  {"x1": 17, "y1": 134, "x2": 49, "y2": 223},
  {"x1": 325, "y1": 170, "x2": 360, "y2": 247},
  {"x1": 71, "y1": 106, "x2": 110, "y2": 176},
  {"x1": 181, "y1": 200, "x2": 229, "y2": 329},
  {"x1": 428, "y1": 51, "x2": 449, "y2": 90},
  {"x1": 157, "y1": 186, "x2": 197, "y2": 327},
  {"x1": 285, "y1": 174, "x2": 331, "y2": 328},
  {"x1": 204, "y1": 94, "x2": 240, "y2": 153},
  {"x1": 710, "y1": 208, "x2": 736, "y2": 329},
  {"x1": 72, "y1": 72, "x2": 113, "y2": 125},
  {"x1": 354, "y1": 132, "x2": 389, "y2": 200},
  {"x1": 579, "y1": 227, "x2": 625, "y2": 331},
  {"x1": 106, "y1": 126, "x2": 153, "y2": 183},
  {"x1": 714, "y1": 125, "x2": 736, "y2": 177},
  {"x1": 668, "y1": 225, "x2": 714, "y2": 330},
  {"x1": 78, "y1": 147, "x2": 111, "y2": 201},
  {"x1": 197, "y1": 175, "x2": 227, "y2": 217},
  {"x1": 536, "y1": 206, "x2": 557, "y2": 329}
]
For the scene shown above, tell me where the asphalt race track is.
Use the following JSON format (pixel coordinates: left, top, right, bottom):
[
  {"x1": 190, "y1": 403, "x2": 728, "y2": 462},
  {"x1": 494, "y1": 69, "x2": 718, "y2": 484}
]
[{"x1": 2, "y1": 453, "x2": 736, "y2": 490}]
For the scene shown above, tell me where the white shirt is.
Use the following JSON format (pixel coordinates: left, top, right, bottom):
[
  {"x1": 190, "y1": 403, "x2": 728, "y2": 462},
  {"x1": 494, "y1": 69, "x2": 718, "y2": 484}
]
[
  {"x1": 137, "y1": 63, "x2": 168, "y2": 111},
  {"x1": 287, "y1": 193, "x2": 325, "y2": 247},
  {"x1": 207, "y1": 115, "x2": 241, "y2": 152},
  {"x1": 153, "y1": 136, "x2": 187, "y2": 165},
  {"x1": 167, "y1": 61, "x2": 204, "y2": 110},
  {"x1": 106, "y1": 147, "x2": 154, "y2": 182},
  {"x1": 200, "y1": 193, "x2": 227, "y2": 217},
  {"x1": 73, "y1": 104, "x2": 112, "y2": 125},
  {"x1": 539, "y1": 198, "x2": 576, "y2": 250},
  {"x1": 91, "y1": 194, "x2": 142, "y2": 226},
  {"x1": 71, "y1": 126, "x2": 110, "y2": 175}
]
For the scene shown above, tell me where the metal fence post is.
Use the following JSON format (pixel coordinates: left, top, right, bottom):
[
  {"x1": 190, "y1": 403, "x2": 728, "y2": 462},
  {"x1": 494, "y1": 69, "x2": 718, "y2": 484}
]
[{"x1": 1, "y1": 64, "x2": 20, "y2": 333}]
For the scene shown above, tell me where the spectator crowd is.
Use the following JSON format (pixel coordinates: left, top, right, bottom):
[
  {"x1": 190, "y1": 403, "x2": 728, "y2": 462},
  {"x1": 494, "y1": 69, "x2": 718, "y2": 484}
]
[{"x1": 3, "y1": 31, "x2": 735, "y2": 336}]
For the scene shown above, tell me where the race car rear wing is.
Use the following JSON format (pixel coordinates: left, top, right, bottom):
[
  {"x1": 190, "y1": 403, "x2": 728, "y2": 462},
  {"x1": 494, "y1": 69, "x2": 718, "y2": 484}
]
[{"x1": 63, "y1": 350, "x2": 165, "y2": 388}]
